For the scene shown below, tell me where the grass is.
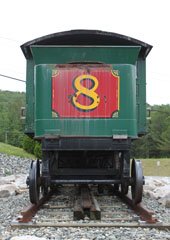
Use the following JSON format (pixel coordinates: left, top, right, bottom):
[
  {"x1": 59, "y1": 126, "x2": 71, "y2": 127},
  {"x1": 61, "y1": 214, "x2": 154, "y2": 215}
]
[
  {"x1": 0, "y1": 142, "x2": 35, "y2": 159},
  {"x1": 139, "y1": 158, "x2": 170, "y2": 177}
]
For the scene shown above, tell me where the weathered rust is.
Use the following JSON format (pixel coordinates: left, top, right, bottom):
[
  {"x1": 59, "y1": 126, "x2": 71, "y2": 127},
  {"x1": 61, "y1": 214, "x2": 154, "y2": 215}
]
[
  {"x1": 74, "y1": 184, "x2": 101, "y2": 220},
  {"x1": 115, "y1": 191, "x2": 157, "y2": 223},
  {"x1": 90, "y1": 193, "x2": 101, "y2": 220},
  {"x1": 15, "y1": 185, "x2": 163, "y2": 228},
  {"x1": 73, "y1": 199, "x2": 84, "y2": 220},
  {"x1": 18, "y1": 192, "x2": 52, "y2": 223},
  {"x1": 80, "y1": 185, "x2": 92, "y2": 209}
]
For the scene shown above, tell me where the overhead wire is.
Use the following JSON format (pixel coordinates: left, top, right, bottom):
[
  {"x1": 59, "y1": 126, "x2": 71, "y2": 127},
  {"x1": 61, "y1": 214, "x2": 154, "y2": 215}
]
[
  {"x1": 0, "y1": 74, "x2": 25, "y2": 83},
  {"x1": 150, "y1": 109, "x2": 170, "y2": 115},
  {"x1": 0, "y1": 36, "x2": 21, "y2": 43}
]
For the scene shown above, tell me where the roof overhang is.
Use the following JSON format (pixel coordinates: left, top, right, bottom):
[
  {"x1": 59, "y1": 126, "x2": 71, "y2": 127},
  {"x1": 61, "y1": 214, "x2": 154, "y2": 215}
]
[{"x1": 21, "y1": 30, "x2": 152, "y2": 60}]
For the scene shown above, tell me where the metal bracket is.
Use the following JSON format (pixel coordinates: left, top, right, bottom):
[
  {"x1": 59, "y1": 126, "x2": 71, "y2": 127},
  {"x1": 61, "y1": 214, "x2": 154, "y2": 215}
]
[
  {"x1": 21, "y1": 107, "x2": 26, "y2": 120},
  {"x1": 147, "y1": 107, "x2": 151, "y2": 120},
  {"x1": 113, "y1": 134, "x2": 128, "y2": 140}
]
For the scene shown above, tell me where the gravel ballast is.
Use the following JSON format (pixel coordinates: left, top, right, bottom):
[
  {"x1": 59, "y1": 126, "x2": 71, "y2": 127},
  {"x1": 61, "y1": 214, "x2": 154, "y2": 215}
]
[{"x1": 0, "y1": 153, "x2": 170, "y2": 240}]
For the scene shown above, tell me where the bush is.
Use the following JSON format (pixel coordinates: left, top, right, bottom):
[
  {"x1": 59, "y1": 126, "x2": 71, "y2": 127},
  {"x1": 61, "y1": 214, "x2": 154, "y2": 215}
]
[
  {"x1": 23, "y1": 135, "x2": 42, "y2": 159},
  {"x1": 34, "y1": 141, "x2": 42, "y2": 159},
  {"x1": 23, "y1": 135, "x2": 35, "y2": 154}
]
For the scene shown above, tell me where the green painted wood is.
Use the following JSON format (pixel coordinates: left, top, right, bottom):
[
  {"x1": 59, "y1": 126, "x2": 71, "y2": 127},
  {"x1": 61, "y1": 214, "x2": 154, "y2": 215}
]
[
  {"x1": 136, "y1": 59, "x2": 147, "y2": 135},
  {"x1": 25, "y1": 45, "x2": 148, "y2": 139},
  {"x1": 35, "y1": 63, "x2": 137, "y2": 137},
  {"x1": 25, "y1": 59, "x2": 34, "y2": 134},
  {"x1": 31, "y1": 46, "x2": 141, "y2": 65}
]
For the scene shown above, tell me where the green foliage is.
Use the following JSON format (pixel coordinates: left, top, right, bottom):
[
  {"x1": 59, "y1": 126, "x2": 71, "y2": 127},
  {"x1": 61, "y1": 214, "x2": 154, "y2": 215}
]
[
  {"x1": 0, "y1": 90, "x2": 25, "y2": 147},
  {"x1": 23, "y1": 135, "x2": 42, "y2": 159},
  {"x1": 156, "y1": 116, "x2": 170, "y2": 152},
  {"x1": 0, "y1": 90, "x2": 42, "y2": 158},
  {"x1": 131, "y1": 105, "x2": 170, "y2": 158},
  {"x1": 23, "y1": 135, "x2": 35, "y2": 154},
  {"x1": 34, "y1": 142, "x2": 42, "y2": 159}
]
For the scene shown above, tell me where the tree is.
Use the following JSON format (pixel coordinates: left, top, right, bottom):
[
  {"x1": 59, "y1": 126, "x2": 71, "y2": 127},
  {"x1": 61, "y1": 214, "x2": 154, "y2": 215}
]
[
  {"x1": 0, "y1": 90, "x2": 25, "y2": 147},
  {"x1": 131, "y1": 105, "x2": 170, "y2": 158},
  {"x1": 149, "y1": 105, "x2": 170, "y2": 157}
]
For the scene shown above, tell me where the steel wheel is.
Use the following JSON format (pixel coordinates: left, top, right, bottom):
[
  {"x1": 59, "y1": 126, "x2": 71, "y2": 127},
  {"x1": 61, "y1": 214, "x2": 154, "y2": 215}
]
[
  {"x1": 131, "y1": 159, "x2": 143, "y2": 204},
  {"x1": 121, "y1": 182, "x2": 129, "y2": 195},
  {"x1": 29, "y1": 159, "x2": 41, "y2": 204}
]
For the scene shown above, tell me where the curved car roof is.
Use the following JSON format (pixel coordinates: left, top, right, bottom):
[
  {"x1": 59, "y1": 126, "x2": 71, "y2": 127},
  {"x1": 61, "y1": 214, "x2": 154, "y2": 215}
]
[{"x1": 21, "y1": 29, "x2": 152, "y2": 59}]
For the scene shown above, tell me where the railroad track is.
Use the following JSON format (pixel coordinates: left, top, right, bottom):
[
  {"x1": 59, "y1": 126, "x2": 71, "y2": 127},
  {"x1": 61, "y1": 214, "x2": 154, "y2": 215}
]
[{"x1": 11, "y1": 184, "x2": 170, "y2": 230}]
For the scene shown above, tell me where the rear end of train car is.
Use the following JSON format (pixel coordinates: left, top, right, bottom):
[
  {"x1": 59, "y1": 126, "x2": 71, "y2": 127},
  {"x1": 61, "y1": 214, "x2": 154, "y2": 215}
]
[{"x1": 21, "y1": 30, "x2": 152, "y2": 204}]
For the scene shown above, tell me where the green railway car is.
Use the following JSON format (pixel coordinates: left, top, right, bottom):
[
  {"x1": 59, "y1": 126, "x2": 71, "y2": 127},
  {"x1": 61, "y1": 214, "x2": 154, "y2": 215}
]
[{"x1": 21, "y1": 30, "x2": 152, "y2": 204}]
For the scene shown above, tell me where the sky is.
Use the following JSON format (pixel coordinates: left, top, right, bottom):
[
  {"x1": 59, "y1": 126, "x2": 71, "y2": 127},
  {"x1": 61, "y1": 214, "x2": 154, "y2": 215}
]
[{"x1": 0, "y1": 0, "x2": 170, "y2": 106}]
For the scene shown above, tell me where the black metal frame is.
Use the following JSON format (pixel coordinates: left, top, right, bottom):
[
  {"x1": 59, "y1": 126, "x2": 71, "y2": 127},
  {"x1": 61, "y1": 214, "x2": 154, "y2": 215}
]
[
  {"x1": 42, "y1": 137, "x2": 131, "y2": 151},
  {"x1": 41, "y1": 137, "x2": 131, "y2": 186}
]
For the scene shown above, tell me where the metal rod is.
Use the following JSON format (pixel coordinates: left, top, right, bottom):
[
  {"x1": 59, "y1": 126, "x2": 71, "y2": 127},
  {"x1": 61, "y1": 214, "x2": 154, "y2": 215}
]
[{"x1": 51, "y1": 180, "x2": 120, "y2": 184}]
